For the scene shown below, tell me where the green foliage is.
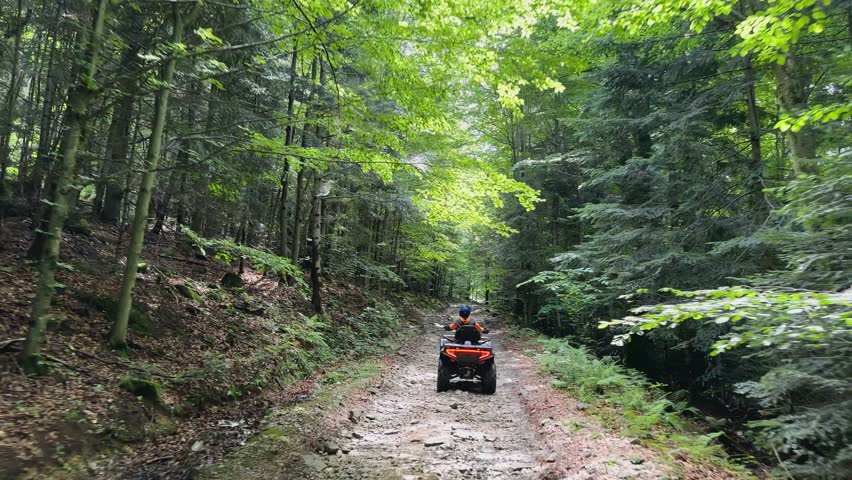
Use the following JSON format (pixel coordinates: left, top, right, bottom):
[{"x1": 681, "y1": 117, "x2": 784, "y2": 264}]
[
  {"x1": 603, "y1": 287, "x2": 850, "y2": 352},
  {"x1": 171, "y1": 301, "x2": 403, "y2": 409},
  {"x1": 534, "y1": 337, "x2": 734, "y2": 466},
  {"x1": 183, "y1": 228, "x2": 306, "y2": 288},
  {"x1": 754, "y1": 158, "x2": 852, "y2": 290},
  {"x1": 615, "y1": 0, "x2": 841, "y2": 64},
  {"x1": 321, "y1": 301, "x2": 402, "y2": 357},
  {"x1": 518, "y1": 269, "x2": 603, "y2": 319},
  {"x1": 603, "y1": 286, "x2": 851, "y2": 478}
]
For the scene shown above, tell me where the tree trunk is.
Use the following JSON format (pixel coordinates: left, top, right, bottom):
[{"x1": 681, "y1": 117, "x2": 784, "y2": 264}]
[
  {"x1": 174, "y1": 79, "x2": 199, "y2": 230},
  {"x1": 16, "y1": 74, "x2": 37, "y2": 198},
  {"x1": 99, "y1": 93, "x2": 135, "y2": 222},
  {"x1": 0, "y1": 0, "x2": 28, "y2": 200},
  {"x1": 17, "y1": 1, "x2": 54, "y2": 197},
  {"x1": 115, "y1": 115, "x2": 140, "y2": 257},
  {"x1": 21, "y1": 0, "x2": 111, "y2": 370},
  {"x1": 149, "y1": 167, "x2": 176, "y2": 236},
  {"x1": 773, "y1": 53, "x2": 817, "y2": 174},
  {"x1": 277, "y1": 45, "x2": 299, "y2": 257},
  {"x1": 26, "y1": 15, "x2": 62, "y2": 203},
  {"x1": 743, "y1": 53, "x2": 767, "y2": 215},
  {"x1": 310, "y1": 176, "x2": 325, "y2": 314},
  {"x1": 291, "y1": 167, "x2": 306, "y2": 261},
  {"x1": 111, "y1": 3, "x2": 190, "y2": 348}
]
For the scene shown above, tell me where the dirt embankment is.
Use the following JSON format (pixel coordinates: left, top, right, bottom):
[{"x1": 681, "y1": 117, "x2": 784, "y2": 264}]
[{"x1": 202, "y1": 307, "x2": 676, "y2": 480}]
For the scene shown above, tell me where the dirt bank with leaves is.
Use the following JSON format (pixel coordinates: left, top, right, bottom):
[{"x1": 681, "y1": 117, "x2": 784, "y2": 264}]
[{"x1": 0, "y1": 219, "x2": 435, "y2": 479}]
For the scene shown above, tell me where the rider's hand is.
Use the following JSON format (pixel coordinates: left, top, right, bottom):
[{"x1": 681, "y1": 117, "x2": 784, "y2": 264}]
[
  {"x1": 482, "y1": 328, "x2": 490, "y2": 334},
  {"x1": 443, "y1": 325, "x2": 452, "y2": 331}
]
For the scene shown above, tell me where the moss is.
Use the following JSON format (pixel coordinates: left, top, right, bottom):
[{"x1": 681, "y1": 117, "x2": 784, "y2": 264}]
[
  {"x1": 171, "y1": 403, "x2": 193, "y2": 418},
  {"x1": 46, "y1": 313, "x2": 67, "y2": 331},
  {"x1": 149, "y1": 415, "x2": 178, "y2": 436},
  {"x1": 259, "y1": 427, "x2": 291, "y2": 440},
  {"x1": 21, "y1": 354, "x2": 50, "y2": 375},
  {"x1": 221, "y1": 272, "x2": 244, "y2": 288},
  {"x1": 76, "y1": 292, "x2": 153, "y2": 335},
  {"x1": 119, "y1": 376, "x2": 163, "y2": 403},
  {"x1": 128, "y1": 310, "x2": 155, "y2": 335},
  {"x1": 136, "y1": 262, "x2": 148, "y2": 273},
  {"x1": 64, "y1": 216, "x2": 91, "y2": 236},
  {"x1": 176, "y1": 284, "x2": 201, "y2": 302}
]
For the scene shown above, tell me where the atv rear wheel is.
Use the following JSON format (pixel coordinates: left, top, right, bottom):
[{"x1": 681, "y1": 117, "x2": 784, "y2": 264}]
[
  {"x1": 481, "y1": 363, "x2": 497, "y2": 394},
  {"x1": 437, "y1": 361, "x2": 451, "y2": 392}
]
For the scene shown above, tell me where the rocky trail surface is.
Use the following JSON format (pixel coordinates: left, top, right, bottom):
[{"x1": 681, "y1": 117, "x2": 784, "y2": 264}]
[{"x1": 200, "y1": 306, "x2": 671, "y2": 480}]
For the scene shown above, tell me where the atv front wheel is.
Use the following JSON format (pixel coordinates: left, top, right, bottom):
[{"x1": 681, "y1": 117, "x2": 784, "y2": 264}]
[
  {"x1": 481, "y1": 363, "x2": 497, "y2": 394},
  {"x1": 437, "y1": 361, "x2": 451, "y2": 392}
]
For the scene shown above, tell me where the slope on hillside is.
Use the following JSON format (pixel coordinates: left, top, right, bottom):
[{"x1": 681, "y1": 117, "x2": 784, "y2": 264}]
[{"x1": 0, "y1": 217, "x2": 435, "y2": 479}]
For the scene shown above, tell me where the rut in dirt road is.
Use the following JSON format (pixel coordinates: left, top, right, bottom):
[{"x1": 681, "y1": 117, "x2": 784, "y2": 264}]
[{"x1": 304, "y1": 307, "x2": 665, "y2": 480}]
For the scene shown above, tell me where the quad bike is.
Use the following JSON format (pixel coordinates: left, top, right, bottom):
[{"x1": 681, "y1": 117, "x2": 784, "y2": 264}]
[{"x1": 437, "y1": 333, "x2": 497, "y2": 394}]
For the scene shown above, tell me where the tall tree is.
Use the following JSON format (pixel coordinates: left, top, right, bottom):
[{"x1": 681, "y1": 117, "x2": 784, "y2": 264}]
[
  {"x1": 20, "y1": 0, "x2": 112, "y2": 369},
  {"x1": 110, "y1": 2, "x2": 196, "y2": 348}
]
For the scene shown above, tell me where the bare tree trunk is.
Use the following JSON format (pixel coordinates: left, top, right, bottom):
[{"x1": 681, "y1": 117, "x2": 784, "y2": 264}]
[
  {"x1": 0, "y1": 0, "x2": 28, "y2": 199},
  {"x1": 310, "y1": 176, "x2": 325, "y2": 314},
  {"x1": 16, "y1": 74, "x2": 37, "y2": 197},
  {"x1": 115, "y1": 114, "x2": 140, "y2": 257},
  {"x1": 111, "y1": 3, "x2": 193, "y2": 348},
  {"x1": 98, "y1": 93, "x2": 135, "y2": 222},
  {"x1": 27, "y1": 20, "x2": 61, "y2": 202},
  {"x1": 149, "y1": 168, "x2": 176, "y2": 235},
  {"x1": 17, "y1": 1, "x2": 54, "y2": 197},
  {"x1": 277, "y1": 45, "x2": 299, "y2": 257},
  {"x1": 174, "y1": 79, "x2": 199, "y2": 230},
  {"x1": 743, "y1": 53, "x2": 767, "y2": 215},
  {"x1": 288, "y1": 57, "x2": 319, "y2": 262},
  {"x1": 291, "y1": 167, "x2": 306, "y2": 261},
  {"x1": 21, "y1": 0, "x2": 111, "y2": 370},
  {"x1": 773, "y1": 52, "x2": 817, "y2": 174}
]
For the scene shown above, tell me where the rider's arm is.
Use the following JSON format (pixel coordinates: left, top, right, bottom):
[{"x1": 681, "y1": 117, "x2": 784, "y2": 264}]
[{"x1": 474, "y1": 321, "x2": 485, "y2": 333}]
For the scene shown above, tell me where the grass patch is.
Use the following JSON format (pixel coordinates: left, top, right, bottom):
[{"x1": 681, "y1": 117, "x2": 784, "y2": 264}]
[{"x1": 514, "y1": 330, "x2": 752, "y2": 476}]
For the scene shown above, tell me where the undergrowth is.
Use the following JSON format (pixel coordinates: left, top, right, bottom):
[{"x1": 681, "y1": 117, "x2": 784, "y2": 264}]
[
  {"x1": 521, "y1": 330, "x2": 752, "y2": 476},
  {"x1": 171, "y1": 301, "x2": 403, "y2": 409}
]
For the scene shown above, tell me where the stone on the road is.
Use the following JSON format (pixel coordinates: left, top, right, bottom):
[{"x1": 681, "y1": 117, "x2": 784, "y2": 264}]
[{"x1": 424, "y1": 436, "x2": 452, "y2": 447}]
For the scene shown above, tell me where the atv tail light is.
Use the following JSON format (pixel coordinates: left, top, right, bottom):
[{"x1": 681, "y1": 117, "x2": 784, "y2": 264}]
[{"x1": 444, "y1": 347, "x2": 493, "y2": 362}]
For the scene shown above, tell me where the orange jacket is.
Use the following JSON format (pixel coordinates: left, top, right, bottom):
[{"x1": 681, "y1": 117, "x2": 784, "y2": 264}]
[{"x1": 447, "y1": 316, "x2": 485, "y2": 333}]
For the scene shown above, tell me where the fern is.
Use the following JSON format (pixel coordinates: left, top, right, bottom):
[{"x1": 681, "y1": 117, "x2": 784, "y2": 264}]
[{"x1": 183, "y1": 228, "x2": 307, "y2": 288}]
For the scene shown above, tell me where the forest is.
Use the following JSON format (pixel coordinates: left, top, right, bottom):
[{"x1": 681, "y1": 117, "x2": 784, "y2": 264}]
[{"x1": 0, "y1": 0, "x2": 849, "y2": 479}]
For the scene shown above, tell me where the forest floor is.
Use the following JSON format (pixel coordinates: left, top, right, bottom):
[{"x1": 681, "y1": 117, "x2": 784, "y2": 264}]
[{"x1": 199, "y1": 306, "x2": 735, "y2": 480}]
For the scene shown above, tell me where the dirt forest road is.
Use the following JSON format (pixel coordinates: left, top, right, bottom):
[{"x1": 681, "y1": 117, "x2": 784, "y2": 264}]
[{"x1": 280, "y1": 306, "x2": 668, "y2": 480}]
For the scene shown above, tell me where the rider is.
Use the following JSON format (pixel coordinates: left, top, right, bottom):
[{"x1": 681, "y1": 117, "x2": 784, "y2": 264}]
[{"x1": 444, "y1": 305, "x2": 489, "y2": 344}]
